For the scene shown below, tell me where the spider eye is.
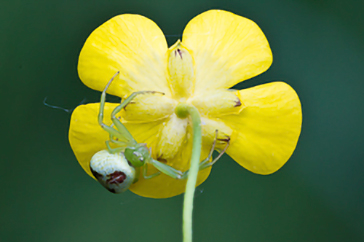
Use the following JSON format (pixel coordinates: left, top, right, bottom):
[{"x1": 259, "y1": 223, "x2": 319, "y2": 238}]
[{"x1": 90, "y1": 150, "x2": 135, "y2": 194}]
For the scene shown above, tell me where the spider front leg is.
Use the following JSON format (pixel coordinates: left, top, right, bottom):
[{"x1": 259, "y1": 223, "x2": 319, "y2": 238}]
[
  {"x1": 105, "y1": 141, "x2": 127, "y2": 154},
  {"x1": 98, "y1": 71, "x2": 132, "y2": 144},
  {"x1": 98, "y1": 71, "x2": 164, "y2": 146},
  {"x1": 110, "y1": 90, "x2": 164, "y2": 145}
]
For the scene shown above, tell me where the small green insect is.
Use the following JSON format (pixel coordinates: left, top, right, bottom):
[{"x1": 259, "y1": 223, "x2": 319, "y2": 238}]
[{"x1": 90, "y1": 72, "x2": 230, "y2": 193}]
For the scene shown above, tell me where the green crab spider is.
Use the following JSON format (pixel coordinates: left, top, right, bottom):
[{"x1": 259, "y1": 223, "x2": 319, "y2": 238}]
[{"x1": 90, "y1": 72, "x2": 230, "y2": 194}]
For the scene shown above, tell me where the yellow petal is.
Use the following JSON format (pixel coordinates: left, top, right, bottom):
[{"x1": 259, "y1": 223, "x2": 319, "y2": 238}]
[
  {"x1": 69, "y1": 103, "x2": 119, "y2": 178},
  {"x1": 223, "y1": 82, "x2": 302, "y2": 174},
  {"x1": 69, "y1": 103, "x2": 210, "y2": 198},
  {"x1": 78, "y1": 14, "x2": 171, "y2": 98},
  {"x1": 130, "y1": 165, "x2": 210, "y2": 199},
  {"x1": 155, "y1": 113, "x2": 188, "y2": 160},
  {"x1": 182, "y1": 10, "x2": 272, "y2": 92}
]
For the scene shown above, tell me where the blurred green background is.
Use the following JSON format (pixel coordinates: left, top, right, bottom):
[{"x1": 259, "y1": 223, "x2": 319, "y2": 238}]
[{"x1": 1, "y1": 0, "x2": 363, "y2": 241}]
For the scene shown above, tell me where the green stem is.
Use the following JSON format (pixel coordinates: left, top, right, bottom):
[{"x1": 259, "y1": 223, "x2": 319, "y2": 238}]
[{"x1": 183, "y1": 105, "x2": 202, "y2": 242}]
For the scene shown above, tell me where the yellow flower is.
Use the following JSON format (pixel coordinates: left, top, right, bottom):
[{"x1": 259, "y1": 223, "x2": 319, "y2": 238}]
[{"x1": 69, "y1": 10, "x2": 302, "y2": 198}]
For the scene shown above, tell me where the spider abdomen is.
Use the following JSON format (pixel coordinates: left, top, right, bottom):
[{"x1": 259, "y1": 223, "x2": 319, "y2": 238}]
[{"x1": 90, "y1": 150, "x2": 135, "y2": 193}]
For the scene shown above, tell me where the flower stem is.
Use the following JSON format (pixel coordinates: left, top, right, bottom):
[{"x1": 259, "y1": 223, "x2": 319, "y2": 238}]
[{"x1": 183, "y1": 105, "x2": 202, "y2": 242}]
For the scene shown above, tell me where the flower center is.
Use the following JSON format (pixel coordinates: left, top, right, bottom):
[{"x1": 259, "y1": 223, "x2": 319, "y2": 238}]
[{"x1": 175, "y1": 102, "x2": 189, "y2": 119}]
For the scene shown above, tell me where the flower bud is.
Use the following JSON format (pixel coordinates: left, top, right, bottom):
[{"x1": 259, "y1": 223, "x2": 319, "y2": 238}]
[{"x1": 167, "y1": 40, "x2": 195, "y2": 99}]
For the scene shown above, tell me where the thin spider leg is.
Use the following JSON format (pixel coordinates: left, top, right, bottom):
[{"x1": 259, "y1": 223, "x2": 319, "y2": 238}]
[
  {"x1": 143, "y1": 163, "x2": 161, "y2": 179},
  {"x1": 110, "y1": 91, "x2": 164, "y2": 145},
  {"x1": 179, "y1": 133, "x2": 230, "y2": 179},
  {"x1": 97, "y1": 72, "x2": 130, "y2": 142},
  {"x1": 98, "y1": 71, "x2": 119, "y2": 126},
  {"x1": 109, "y1": 133, "x2": 129, "y2": 146},
  {"x1": 199, "y1": 130, "x2": 218, "y2": 167},
  {"x1": 111, "y1": 91, "x2": 164, "y2": 118},
  {"x1": 102, "y1": 125, "x2": 128, "y2": 141},
  {"x1": 198, "y1": 139, "x2": 230, "y2": 170},
  {"x1": 105, "y1": 141, "x2": 126, "y2": 154},
  {"x1": 149, "y1": 159, "x2": 183, "y2": 179},
  {"x1": 109, "y1": 138, "x2": 129, "y2": 146},
  {"x1": 111, "y1": 117, "x2": 136, "y2": 145}
]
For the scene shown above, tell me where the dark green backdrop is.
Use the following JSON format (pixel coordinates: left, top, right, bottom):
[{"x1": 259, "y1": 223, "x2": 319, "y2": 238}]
[{"x1": 1, "y1": 0, "x2": 363, "y2": 241}]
